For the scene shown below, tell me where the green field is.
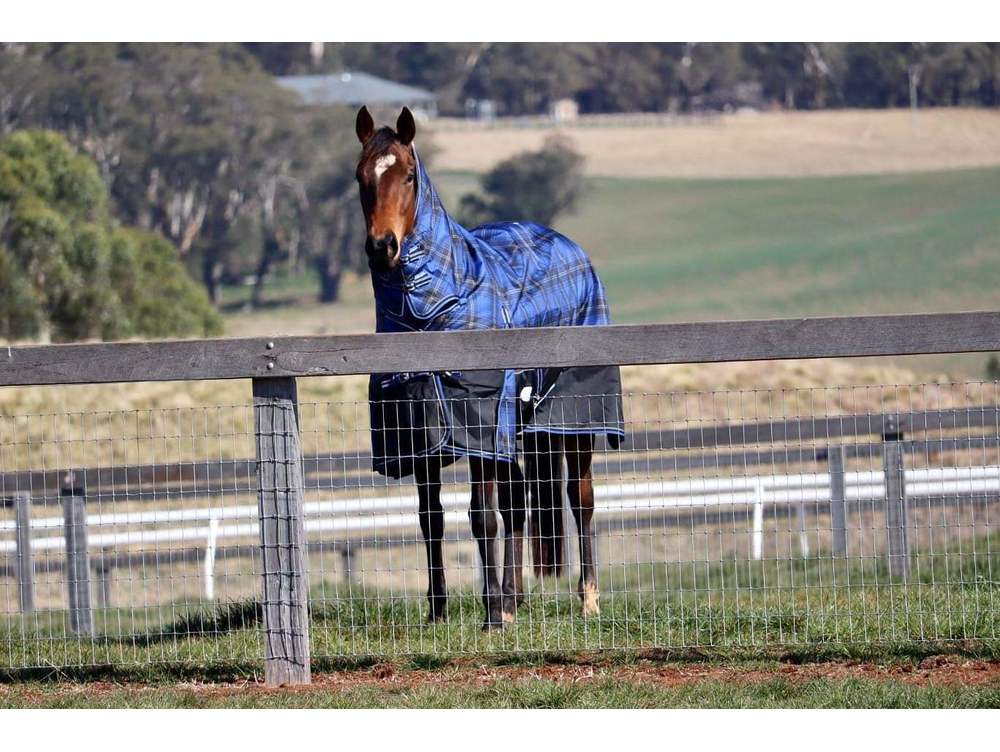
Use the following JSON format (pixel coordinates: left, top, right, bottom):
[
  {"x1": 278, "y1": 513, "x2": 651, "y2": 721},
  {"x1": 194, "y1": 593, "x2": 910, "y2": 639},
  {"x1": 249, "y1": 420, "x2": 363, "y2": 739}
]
[
  {"x1": 434, "y1": 167, "x2": 1000, "y2": 324},
  {"x1": 6, "y1": 165, "x2": 1000, "y2": 707}
]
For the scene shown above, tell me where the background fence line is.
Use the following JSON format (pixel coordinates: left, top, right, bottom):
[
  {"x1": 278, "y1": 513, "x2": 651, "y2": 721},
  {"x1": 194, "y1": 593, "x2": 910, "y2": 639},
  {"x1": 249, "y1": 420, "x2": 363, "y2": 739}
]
[
  {"x1": 4, "y1": 403, "x2": 998, "y2": 502},
  {"x1": 5, "y1": 461, "x2": 1000, "y2": 580}
]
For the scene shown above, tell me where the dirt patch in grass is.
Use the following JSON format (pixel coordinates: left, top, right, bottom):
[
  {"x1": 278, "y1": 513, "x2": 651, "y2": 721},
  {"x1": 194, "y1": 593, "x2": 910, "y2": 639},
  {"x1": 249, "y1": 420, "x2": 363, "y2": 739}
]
[
  {"x1": 281, "y1": 655, "x2": 1000, "y2": 693},
  {"x1": 7, "y1": 654, "x2": 997, "y2": 703}
]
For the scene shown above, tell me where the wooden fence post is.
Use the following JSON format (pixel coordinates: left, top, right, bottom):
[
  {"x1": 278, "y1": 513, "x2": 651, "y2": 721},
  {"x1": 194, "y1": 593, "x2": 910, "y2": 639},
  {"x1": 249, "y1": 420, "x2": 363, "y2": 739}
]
[
  {"x1": 14, "y1": 492, "x2": 34, "y2": 613},
  {"x1": 62, "y1": 479, "x2": 94, "y2": 636},
  {"x1": 828, "y1": 446, "x2": 848, "y2": 558},
  {"x1": 253, "y1": 376, "x2": 311, "y2": 687},
  {"x1": 883, "y1": 423, "x2": 910, "y2": 579}
]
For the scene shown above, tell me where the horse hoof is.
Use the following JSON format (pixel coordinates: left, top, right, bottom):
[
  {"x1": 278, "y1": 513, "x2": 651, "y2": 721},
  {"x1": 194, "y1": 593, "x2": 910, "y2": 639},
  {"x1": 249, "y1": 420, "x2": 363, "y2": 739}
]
[
  {"x1": 502, "y1": 595, "x2": 520, "y2": 619},
  {"x1": 580, "y1": 582, "x2": 600, "y2": 618},
  {"x1": 482, "y1": 618, "x2": 505, "y2": 633},
  {"x1": 427, "y1": 611, "x2": 447, "y2": 624}
]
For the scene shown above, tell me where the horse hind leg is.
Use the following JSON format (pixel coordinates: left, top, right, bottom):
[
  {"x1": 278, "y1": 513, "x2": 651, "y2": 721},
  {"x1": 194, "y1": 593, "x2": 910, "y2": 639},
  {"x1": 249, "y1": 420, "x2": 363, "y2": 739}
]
[
  {"x1": 497, "y1": 459, "x2": 527, "y2": 623},
  {"x1": 469, "y1": 459, "x2": 504, "y2": 631},
  {"x1": 566, "y1": 434, "x2": 600, "y2": 617},
  {"x1": 526, "y1": 432, "x2": 566, "y2": 579}
]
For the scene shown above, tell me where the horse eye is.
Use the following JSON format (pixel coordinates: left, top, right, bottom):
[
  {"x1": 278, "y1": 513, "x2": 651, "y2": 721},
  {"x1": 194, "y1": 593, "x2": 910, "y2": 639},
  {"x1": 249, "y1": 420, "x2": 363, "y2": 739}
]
[{"x1": 405, "y1": 171, "x2": 415, "y2": 184}]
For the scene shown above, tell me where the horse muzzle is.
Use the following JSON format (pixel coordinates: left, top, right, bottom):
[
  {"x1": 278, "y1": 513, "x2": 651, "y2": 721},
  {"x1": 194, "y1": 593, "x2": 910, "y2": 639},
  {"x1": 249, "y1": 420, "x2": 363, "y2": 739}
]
[{"x1": 366, "y1": 232, "x2": 401, "y2": 272}]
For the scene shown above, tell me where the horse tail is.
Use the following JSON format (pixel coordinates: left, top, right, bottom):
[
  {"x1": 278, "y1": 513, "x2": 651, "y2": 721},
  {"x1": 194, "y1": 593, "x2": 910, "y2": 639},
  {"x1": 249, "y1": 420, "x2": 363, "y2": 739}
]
[{"x1": 527, "y1": 433, "x2": 565, "y2": 579}]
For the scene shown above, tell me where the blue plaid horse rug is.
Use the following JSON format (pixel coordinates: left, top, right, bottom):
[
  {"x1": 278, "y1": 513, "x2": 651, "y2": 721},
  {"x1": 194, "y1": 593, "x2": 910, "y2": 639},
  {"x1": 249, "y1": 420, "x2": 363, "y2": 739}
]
[{"x1": 369, "y1": 150, "x2": 624, "y2": 478}]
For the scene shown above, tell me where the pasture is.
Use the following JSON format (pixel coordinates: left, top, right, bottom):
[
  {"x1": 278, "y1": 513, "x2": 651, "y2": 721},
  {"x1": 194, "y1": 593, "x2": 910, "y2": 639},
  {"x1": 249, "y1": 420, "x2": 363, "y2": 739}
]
[{"x1": 440, "y1": 166, "x2": 1000, "y2": 327}]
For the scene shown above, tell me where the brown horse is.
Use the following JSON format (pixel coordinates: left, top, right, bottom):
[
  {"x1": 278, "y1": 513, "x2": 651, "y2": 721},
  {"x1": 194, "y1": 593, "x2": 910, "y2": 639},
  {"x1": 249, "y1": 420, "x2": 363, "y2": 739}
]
[{"x1": 355, "y1": 106, "x2": 604, "y2": 629}]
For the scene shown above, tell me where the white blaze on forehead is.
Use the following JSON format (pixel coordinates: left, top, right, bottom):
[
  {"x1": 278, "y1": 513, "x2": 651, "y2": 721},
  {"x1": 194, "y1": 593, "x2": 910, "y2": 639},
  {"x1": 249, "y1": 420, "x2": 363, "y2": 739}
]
[{"x1": 374, "y1": 154, "x2": 397, "y2": 182}]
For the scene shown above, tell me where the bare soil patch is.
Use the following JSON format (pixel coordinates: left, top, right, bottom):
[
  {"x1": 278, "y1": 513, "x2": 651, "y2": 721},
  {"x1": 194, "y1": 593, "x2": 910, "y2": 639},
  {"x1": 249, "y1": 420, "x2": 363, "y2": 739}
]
[
  {"x1": 6, "y1": 655, "x2": 997, "y2": 701},
  {"x1": 430, "y1": 109, "x2": 1000, "y2": 179}
]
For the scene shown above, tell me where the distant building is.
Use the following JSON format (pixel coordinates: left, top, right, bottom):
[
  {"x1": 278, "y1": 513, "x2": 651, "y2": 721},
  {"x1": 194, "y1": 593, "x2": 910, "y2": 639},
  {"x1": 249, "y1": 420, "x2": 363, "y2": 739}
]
[
  {"x1": 276, "y1": 71, "x2": 438, "y2": 119},
  {"x1": 549, "y1": 98, "x2": 579, "y2": 122}
]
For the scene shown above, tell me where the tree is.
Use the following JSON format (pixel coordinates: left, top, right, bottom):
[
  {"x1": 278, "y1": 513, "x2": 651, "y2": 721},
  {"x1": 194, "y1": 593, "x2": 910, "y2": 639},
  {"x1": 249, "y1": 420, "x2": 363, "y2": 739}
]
[
  {"x1": 0, "y1": 43, "x2": 364, "y2": 306},
  {"x1": 576, "y1": 44, "x2": 680, "y2": 113},
  {"x1": 462, "y1": 44, "x2": 595, "y2": 116},
  {"x1": 0, "y1": 130, "x2": 220, "y2": 342},
  {"x1": 458, "y1": 136, "x2": 585, "y2": 227}
]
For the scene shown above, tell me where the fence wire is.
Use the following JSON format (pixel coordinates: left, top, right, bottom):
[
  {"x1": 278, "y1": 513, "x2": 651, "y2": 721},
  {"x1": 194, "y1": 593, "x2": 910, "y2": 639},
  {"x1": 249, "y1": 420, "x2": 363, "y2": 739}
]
[{"x1": 1, "y1": 378, "x2": 999, "y2": 669}]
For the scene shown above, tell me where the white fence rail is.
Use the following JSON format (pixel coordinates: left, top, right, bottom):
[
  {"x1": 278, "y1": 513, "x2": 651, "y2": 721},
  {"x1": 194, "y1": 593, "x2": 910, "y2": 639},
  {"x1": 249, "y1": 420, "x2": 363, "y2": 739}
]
[
  {"x1": 5, "y1": 464, "x2": 999, "y2": 552},
  {"x1": 4, "y1": 464, "x2": 999, "y2": 601}
]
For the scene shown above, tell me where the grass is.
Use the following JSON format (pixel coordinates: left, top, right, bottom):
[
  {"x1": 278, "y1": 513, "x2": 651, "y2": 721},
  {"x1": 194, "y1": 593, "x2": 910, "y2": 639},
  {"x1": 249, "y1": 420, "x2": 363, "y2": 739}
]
[
  {"x1": 3, "y1": 540, "x2": 999, "y2": 707},
  {"x1": 2, "y1": 357, "x2": 984, "y2": 471},
  {"x1": 3, "y1": 531, "x2": 999, "y2": 679}
]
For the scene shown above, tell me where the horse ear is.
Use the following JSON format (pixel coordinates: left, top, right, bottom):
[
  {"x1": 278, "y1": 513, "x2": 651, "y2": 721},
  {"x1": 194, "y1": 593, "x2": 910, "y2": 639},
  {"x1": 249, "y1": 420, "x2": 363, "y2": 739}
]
[
  {"x1": 396, "y1": 107, "x2": 416, "y2": 146},
  {"x1": 356, "y1": 106, "x2": 374, "y2": 145}
]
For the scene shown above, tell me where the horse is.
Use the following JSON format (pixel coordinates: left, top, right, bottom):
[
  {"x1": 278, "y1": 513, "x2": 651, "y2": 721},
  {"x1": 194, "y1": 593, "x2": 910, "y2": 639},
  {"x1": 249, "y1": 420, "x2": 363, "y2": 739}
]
[{"x1": 355, "y1": 106, "x2": 624, "y2": 631}]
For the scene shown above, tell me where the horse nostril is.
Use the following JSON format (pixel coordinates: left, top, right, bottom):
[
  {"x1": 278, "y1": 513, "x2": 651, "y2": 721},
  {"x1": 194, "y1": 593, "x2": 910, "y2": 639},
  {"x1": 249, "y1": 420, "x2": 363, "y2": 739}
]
[{"x1": 366, "y1": 234, "x2": 399, "y2": 269}]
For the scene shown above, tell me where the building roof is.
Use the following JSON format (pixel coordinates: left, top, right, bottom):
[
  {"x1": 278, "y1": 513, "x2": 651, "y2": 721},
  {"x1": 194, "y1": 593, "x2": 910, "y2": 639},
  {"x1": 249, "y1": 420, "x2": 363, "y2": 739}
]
[{"x1": 276, "y1": 71, "x2": 436, "y2": 106}]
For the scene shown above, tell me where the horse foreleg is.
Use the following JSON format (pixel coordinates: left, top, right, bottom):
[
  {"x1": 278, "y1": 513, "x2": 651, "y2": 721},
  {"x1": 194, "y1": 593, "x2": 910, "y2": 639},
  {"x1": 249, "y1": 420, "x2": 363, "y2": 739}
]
[
  {"x1": 566, "y1": 435, "x2": 599, "y2": 617},
  {"x1": 497, "y1": 459, "x2": 527, "y2": 623},
  {"x1": 469, "y1": 460, "x2": 503, "y2": 630},
  {"x1": 416, "y1": 458, "x2": 447, "y2": 623}
]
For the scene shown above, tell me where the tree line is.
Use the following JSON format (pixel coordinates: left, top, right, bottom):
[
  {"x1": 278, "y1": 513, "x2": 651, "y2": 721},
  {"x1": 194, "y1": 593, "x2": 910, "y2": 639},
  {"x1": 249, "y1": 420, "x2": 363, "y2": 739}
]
[{"x1": 254, "y1": 42, "x2": 1000, "y2": 115}]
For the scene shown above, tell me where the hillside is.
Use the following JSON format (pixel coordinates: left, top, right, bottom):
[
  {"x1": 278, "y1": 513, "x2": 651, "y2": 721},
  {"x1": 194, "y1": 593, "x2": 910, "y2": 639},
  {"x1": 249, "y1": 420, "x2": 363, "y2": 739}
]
[{"x1": 443, "y1": 166, "x2": 1000, "y2": 321}]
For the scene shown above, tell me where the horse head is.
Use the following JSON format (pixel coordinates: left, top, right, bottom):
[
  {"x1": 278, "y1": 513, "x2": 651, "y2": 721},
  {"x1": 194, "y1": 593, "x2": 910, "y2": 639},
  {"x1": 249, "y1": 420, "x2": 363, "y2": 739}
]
[{"x1": 355, "y1": 106, "x2": 418, "y2": 273}]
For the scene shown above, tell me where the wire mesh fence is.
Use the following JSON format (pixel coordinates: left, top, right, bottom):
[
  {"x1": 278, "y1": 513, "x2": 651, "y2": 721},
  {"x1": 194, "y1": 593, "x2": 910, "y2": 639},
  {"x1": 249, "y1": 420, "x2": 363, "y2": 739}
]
[{"x1": 1, "y1": 377, "x2": 999, "y2": 671}]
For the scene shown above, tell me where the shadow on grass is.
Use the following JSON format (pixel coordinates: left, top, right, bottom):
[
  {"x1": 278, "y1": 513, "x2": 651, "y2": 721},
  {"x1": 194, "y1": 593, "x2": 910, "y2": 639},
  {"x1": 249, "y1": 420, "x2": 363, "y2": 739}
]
[{"x1": 111, "y1": 600, "x2": 263, "y2": 648}]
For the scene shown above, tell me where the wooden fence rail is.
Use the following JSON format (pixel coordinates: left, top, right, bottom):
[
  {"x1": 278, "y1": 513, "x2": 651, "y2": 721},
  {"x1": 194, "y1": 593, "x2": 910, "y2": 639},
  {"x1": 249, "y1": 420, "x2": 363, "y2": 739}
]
[{"x1": 3, "y1": 311, "x2": 1000, "y2": 387}]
